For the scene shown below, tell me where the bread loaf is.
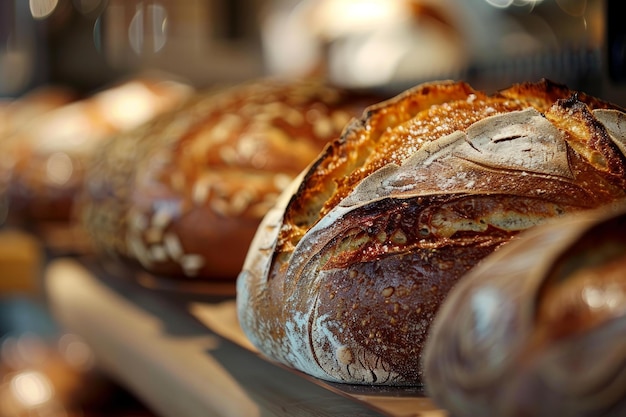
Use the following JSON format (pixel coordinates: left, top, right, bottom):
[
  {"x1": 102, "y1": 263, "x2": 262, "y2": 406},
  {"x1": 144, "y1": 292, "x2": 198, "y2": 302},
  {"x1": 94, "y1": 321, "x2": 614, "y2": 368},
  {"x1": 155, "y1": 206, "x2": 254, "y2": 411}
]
[
  {"x1": 236, "y1": 79, "x2": 626, "y2": 386},
  {"x1": 423, "y1": 203, "x2": 626, "y2": 417},
  {"x1": 0, "y1": 76, "x2": 192, "y2": 226},
  {"x1": 78, "y1": 78, "x2": 382, "y2": 280}
]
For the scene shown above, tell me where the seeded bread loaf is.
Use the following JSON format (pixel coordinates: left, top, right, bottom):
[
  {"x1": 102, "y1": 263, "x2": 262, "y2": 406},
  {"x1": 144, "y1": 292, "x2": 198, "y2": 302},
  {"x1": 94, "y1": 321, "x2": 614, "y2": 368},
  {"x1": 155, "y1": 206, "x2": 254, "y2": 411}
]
[
  {"x1": 236, "y1": 79, "x2": 626, "y2": 386},
  {"x1": 423, "y1": 203, "x2": 626, "y2": 417},
  {"x1": 78, "y1": 78, "x2": 382, "y2": 279}
]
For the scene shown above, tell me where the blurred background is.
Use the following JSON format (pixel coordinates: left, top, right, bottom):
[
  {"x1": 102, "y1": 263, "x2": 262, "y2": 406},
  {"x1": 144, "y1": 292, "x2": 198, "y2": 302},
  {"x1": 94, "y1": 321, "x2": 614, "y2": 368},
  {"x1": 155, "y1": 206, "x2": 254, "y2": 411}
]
[
  {"x1": 0, "y1": 0, "x2": 625, "y2": 416},
  {"x1": 0, "y1": 0, "x2": 625, "y2": 101}
]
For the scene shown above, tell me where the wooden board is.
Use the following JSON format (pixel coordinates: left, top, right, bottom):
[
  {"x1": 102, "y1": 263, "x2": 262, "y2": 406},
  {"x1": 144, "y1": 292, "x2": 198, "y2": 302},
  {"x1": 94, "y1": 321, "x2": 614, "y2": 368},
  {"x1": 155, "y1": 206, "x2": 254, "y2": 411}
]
[{"x1": 43, "y1": 257, "x2": 447, "y2": 417}]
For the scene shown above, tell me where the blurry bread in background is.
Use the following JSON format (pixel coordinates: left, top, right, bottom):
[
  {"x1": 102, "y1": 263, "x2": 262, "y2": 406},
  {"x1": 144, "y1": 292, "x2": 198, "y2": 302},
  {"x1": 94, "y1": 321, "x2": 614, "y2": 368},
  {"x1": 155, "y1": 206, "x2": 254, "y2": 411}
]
[
  {"x1": 0, "y1": 86, "x2": 76, "y2": 139},
  {"x1": 0, "y1": 75, "x2": 194, "y2": 241},
  {"x1": 78, "y1": 78, "x2": 386, "y2": 280},
  {"x1": 262, "y1": 0, "x2": 466, "y2": 88},
  {"x1": 261, "y1": 0, "x2": 604, "y2": 94}
]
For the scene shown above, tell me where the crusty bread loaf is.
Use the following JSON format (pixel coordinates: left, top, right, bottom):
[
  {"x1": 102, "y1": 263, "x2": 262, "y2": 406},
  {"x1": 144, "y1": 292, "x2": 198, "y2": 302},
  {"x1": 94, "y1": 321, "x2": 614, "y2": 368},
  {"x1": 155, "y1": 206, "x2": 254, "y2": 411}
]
[
  {"x1": 78, "y1": 78, "x2": 382, "y2": 280},
  {"x1": 423, "y1": 203, "x2": 626, "y2": 417},
  {"x1": 236, "y1": 79, "x2": 626, "y2": 386},
  {"x1": 0, "y1": 77, "x2": 192, "y2": 226}
]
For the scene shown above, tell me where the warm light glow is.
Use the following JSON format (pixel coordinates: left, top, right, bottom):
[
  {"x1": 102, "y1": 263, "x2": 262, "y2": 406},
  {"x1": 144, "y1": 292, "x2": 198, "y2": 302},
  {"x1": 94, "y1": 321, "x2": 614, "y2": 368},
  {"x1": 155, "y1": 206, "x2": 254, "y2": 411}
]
[
  {"x1": 31, "y1": 104, "x2": 95, "y2": 153},
  {"x1": 9, "y1": 370, "x2": 54, "y2": 408},
  {"x1": 326, "y1": 9, "x2": 465, "y2": 88},
  {"x1": 333, "y1": 0, "x2": 396, "y2": 23},
  {"x1": 46, "y1": 152, "x2": 74, "y2": 186},
  {"x1": 29, "y1": 0, "x2": 59, "y2": 19},
  {"x1": 342, "y1": 34, "x2": 407, "y2": 86},
  {"x1": 95, "y1": 82, "x2": 159, "y2": 130},
  {"x1": 582, "y1": 285, "x2": 625, "y2": 311},
  {"x1": 314, "y1": 0, "x2": 405, "y2": 38}
]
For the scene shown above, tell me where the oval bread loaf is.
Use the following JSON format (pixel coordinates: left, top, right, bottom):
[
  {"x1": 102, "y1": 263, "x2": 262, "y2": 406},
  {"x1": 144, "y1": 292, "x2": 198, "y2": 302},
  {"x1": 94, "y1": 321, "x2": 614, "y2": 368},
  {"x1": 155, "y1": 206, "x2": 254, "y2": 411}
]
[
  {"x1": 423, "y1": 203, "x2": 626, "y2": 417},
  {"x1": 78, "y1": 78, "x2": 382, "y2": 280},
  {"x1": 0, "y1": 77, "x2": 192, "y2": 226},
  {"x1": 236, "y1": 79, "x2": 626, "y2": 386}
]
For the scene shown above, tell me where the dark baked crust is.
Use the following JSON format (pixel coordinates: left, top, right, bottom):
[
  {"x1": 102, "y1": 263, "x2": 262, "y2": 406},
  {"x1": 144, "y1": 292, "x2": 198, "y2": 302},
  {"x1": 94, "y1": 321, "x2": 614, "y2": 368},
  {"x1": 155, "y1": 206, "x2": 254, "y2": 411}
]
[
  {"x1": 423, "y1": 203, "x2": 626, "y2": 417},
  {"x1": 78, "y1": 78, "x2": 382, "y2": 279},
  {"x1": 236, "y1": 79, "x2": 626, "y2": 386}
]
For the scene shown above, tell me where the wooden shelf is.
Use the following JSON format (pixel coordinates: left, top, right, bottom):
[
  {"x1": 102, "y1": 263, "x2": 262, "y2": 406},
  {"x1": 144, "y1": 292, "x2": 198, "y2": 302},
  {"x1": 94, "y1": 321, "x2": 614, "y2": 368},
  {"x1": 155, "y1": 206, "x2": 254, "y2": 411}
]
[{"x1": 43, "y1": 257, "x2": 446, "y2": 417}]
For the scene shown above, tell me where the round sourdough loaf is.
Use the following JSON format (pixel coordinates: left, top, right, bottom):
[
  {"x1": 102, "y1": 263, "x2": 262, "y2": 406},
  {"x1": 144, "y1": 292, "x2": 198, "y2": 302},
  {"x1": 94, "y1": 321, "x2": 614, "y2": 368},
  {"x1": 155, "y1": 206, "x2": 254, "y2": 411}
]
[
  {"x1": 236, "y1": 79, "x2": 626, "y2": 386},
  {"x1": 78, "y1": 78, "x2": 382, "y2": 280},
  {"x1": 423, "y1": 203, "x2": 626, "y2": 417}
]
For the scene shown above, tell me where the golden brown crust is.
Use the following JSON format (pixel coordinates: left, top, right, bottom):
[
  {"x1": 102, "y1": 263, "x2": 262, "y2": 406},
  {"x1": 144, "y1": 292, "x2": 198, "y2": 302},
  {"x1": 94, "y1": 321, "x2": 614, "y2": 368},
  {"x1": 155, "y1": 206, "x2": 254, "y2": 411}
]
[
  {"x1": 281, "y1": 80, "x2": 626, "y2": 249},
  {"x1": 79, "y1": 78, "x2": 383, "y2": 279},
  {"x1": 237, "y1": 79, "x2": 626, "y2": 386}
]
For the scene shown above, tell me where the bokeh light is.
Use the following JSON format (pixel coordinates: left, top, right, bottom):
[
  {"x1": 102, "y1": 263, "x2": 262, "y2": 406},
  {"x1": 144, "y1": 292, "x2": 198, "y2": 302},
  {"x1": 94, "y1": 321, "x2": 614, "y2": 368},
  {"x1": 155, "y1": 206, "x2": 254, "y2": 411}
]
[
  {"x1": 29, "y1": 0, "x2": 59, "y2": 19},
  {"x1": 9, "y1": 370, "x2": 55, "y2": 407},
  {"x1": 129, "y1": 3, "x2": 168, "y2": 55}
]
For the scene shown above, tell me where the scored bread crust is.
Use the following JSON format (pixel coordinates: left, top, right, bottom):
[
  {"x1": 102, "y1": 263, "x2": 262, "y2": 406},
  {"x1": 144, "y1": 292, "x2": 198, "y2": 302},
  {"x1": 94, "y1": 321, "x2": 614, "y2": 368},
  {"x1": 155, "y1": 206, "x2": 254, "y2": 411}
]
[
  {"x1": 236, "y1": 79, "x2": 626, "y2": 385},
  {"x1": 78, "y1": 78, "x2": 381, "y2": 279}
]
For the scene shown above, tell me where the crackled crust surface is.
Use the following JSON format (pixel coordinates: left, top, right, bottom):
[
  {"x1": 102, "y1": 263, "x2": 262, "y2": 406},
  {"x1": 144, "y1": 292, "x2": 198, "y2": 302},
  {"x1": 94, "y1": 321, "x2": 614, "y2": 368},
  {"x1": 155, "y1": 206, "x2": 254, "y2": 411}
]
[{"x1": 237, "y1": 79, "x2": 626, "y2": 385}]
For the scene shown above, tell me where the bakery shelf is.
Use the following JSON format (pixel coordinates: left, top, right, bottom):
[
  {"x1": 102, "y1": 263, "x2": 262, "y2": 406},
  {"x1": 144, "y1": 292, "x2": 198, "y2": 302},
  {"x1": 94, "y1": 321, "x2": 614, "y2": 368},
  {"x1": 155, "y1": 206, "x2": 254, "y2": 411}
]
[{"x1": 43, "y1": 256, "x2": 447, "y2": 417}]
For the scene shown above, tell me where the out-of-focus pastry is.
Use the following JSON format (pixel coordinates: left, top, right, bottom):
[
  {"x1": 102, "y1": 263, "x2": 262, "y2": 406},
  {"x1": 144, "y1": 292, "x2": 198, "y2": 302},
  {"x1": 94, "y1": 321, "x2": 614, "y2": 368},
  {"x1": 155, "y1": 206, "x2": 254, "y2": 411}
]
[{"x1": 0, "y1": 75, "x2": 193, "y2": 229}]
